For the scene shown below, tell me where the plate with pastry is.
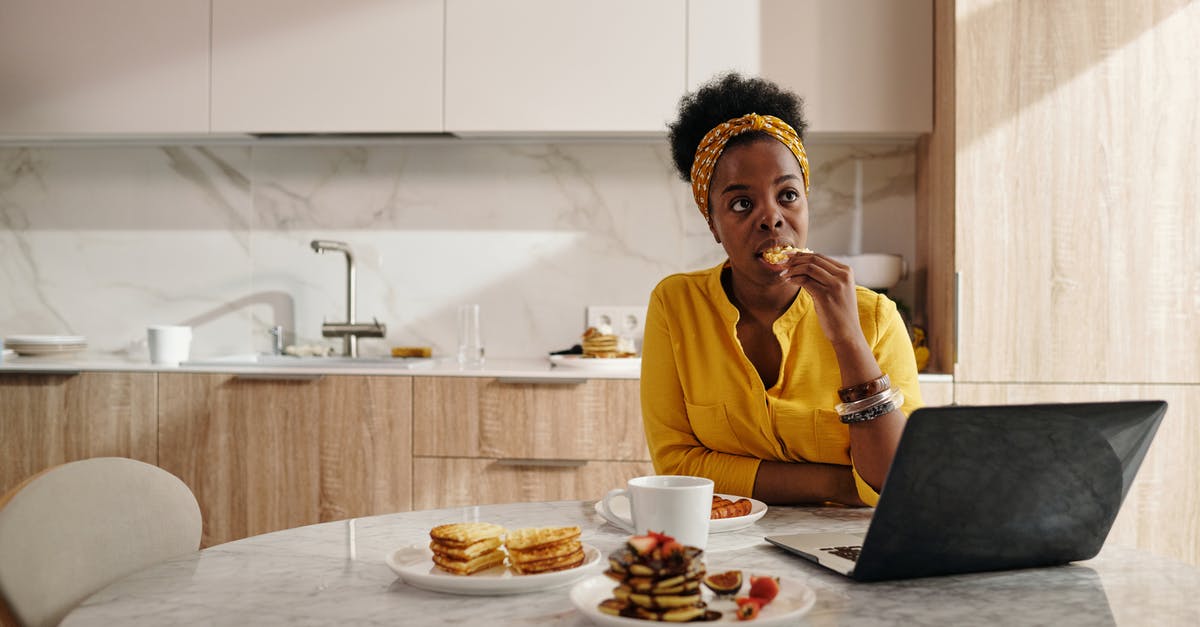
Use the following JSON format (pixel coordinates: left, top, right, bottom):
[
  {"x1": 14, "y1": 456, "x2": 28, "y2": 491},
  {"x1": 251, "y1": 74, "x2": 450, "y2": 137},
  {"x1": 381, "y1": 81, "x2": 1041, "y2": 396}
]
[
  {"x1": 594, "y1": 493, "x2": 767, "y2": 534},
  {"x1": 386, "y1": 523, "x2": 604, "y2": 595}
]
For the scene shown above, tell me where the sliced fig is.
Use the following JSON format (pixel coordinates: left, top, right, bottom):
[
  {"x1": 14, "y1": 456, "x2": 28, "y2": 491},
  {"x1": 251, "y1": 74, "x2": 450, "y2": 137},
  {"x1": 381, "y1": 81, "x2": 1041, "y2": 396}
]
[{"x1": 702, "y1": 570, "x2": 743, "y2": 597}]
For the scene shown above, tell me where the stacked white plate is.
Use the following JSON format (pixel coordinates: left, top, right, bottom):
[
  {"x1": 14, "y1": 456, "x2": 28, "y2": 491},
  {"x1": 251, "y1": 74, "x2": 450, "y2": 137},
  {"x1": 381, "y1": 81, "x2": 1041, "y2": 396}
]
[{"x1": 4, "y1": 335, "x2": 87, "y2": 356}]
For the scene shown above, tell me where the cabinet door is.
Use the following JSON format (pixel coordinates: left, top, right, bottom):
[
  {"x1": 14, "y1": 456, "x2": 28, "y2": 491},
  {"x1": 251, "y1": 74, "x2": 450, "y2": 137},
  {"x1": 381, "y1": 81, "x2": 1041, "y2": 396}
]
[
  {"x1": 955, "y1": 383, "x2": 1200, "y2": 567},
  {"x1": 0, "y1": 372, "x2": 157, "y2": 495},
  {"x1": 0, "y1": 0, "x2": 209, "y2": 136},
  {"x1": 760, "y1": 0, "x2": 932, "y2": 135},
  {"x1": 954, "y1": 0, "x2": 1199, "y2": 383},
  {"x1": 413, "y1": 377, "x2": 648, "y2": 462},
  {"x1": 412, "y1": 457, "x2": 654, "y2": 509},
  {"x1": 918, "y1": 379, "x2": 953, "y2": 407},
  {"x1": 211, "y1": 0, "x2": 442, "y2": 133},
  {"x1": 158, "y1": 374, "x2": 412, "y2": 547},
  {"x1": 445, "y1": 0, "x2": 686, "y2": 134}
]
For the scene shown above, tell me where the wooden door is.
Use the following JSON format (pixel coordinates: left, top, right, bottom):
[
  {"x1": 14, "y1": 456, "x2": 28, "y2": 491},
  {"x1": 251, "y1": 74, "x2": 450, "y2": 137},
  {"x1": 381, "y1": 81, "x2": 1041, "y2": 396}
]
[
  {"x1": 953, "y1": 0, "x2": 1200, "y2": 383},
  {"x1": 158, "y1": 373, "x2": 412, "y2": 547}
]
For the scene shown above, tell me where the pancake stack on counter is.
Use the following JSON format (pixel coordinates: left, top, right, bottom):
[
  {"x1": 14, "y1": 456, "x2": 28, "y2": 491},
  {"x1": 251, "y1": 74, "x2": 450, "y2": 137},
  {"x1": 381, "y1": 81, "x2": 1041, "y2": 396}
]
[
  {"x1": 581, "y1": 326, "x2": 636, "y2": 358},
  {"x1": 506, "y1": 526, "x2": 586, "y2": 574},
  {"x1": 598, "y1": 532, "x2": 718, "y2": 622},
  {"x1": 429, "y1": 522, "x2": 507, "y2": 575}
]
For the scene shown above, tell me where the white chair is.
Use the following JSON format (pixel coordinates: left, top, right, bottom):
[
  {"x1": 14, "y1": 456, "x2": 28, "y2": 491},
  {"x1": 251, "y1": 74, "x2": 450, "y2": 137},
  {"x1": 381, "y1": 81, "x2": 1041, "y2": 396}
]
[{"x1": 0, "y1": 457, "x2": 201, "y2": 627}]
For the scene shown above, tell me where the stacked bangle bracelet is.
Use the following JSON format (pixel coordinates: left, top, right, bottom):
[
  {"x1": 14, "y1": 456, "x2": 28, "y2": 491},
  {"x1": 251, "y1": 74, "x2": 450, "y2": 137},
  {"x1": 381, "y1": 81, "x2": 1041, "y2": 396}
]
[
  {"x1": 838, "y1": 374, "x2": 891, "y2": 403},
  {"x1": 835, "y1": 387, "x2": 904, "y2": 424}
]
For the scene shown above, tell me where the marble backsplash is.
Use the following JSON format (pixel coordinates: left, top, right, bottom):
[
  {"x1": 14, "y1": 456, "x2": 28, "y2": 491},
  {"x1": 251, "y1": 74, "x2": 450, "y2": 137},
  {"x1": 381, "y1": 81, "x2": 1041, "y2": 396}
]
[{"x1": 0, "y1": 140, "x2": 917, "y2": 361}]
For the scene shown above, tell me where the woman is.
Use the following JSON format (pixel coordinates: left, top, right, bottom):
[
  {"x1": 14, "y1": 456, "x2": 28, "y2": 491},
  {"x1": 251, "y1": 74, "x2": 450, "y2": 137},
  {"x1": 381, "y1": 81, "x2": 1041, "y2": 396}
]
[{"x1": 641, "y1": 73, "x2": 921, "y2": 507}]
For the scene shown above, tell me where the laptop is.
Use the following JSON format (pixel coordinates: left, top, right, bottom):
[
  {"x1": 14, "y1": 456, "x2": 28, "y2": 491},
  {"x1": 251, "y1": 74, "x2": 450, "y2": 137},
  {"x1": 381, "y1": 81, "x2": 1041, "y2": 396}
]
[{"x1": 765, "y1": 400, "x2": 1167, "y2": 582}]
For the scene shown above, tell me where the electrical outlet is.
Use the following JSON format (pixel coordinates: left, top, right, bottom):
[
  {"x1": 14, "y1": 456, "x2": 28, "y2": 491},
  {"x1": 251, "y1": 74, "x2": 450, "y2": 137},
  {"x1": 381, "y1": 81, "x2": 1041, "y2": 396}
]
[{"x1": 586, "y1": 305, "x2": 647, "y2": 340}]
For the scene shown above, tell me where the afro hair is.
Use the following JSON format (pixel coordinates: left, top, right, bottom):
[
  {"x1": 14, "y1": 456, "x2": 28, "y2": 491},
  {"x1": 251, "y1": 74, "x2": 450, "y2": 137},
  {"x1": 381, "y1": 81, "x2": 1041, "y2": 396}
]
[{"x1": 667, "y1": 72, "x2": 808, "y2": 183}]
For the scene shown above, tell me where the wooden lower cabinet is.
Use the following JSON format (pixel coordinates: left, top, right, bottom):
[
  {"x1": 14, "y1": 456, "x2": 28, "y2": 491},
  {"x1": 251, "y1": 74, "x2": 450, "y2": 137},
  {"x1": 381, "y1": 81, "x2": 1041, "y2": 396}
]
[
  {"x1": 412, "y1": 458, "x2": 654, "y2": 510},
  {"x1": 158, "y1": 373, "x2": 412, "y2": 547},
  {"x1": 414, "y1": 377, "x2": 648, "y2": 461},
  {"x1": 918, "y1": 380, "x2": 953, "y2": 407},
  {"x1": 955, "y1": 383, "x2": 1200, "y2": 566},
  {"x1": 0, "y1": 372, "x2": 157, "y2": 496}
]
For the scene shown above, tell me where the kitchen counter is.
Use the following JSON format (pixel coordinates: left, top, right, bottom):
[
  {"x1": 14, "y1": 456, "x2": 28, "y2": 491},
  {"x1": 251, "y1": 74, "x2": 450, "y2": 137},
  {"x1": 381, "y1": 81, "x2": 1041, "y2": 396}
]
[
  {"x1": 0, "y1": 352, "x2": 954, "y2": 383},
  {"x1": 61, "y1": 500, "x2": 1200, "y2": 626}
]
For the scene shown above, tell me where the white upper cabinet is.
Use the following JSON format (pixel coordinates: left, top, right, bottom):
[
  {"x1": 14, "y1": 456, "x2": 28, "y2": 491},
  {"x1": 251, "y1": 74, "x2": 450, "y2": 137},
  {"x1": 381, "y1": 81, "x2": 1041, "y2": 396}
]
[
  {"x1": 211, "y1": 0, "x2": 443, "y2": 133},
  {"x1": 0, "y1": 0, "x2": 209, "y2": 136},
  {"x1": 760, "y1": 0, "x2": 932, "y2": 136},
  {"x1": 444, "y1": 0, "x2": 687, "y2": 135},
  {"x1": 687, "y1": 0, "x2": 764, "y2": 90}
]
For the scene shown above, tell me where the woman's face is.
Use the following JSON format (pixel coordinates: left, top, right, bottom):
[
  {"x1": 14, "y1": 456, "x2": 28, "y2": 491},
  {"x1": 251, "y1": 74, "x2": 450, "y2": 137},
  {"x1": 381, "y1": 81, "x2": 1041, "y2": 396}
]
[{"x1": 706, "y1": 137, "x2": 809, "y2": 277}]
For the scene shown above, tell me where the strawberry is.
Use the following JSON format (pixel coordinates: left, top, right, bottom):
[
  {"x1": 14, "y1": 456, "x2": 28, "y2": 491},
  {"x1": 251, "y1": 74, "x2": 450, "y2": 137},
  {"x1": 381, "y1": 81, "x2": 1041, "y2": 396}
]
[
  {"x1": 748, "y1": 575, "x2": 780, "y2": 602},
  {"x1": 735, "y1": 597, "x2": 763, "y2": 620},
  {"x1": 627, "y1": 534, "x2": 659, "y2": 555},
  {"x1": 659, "y1": 539, "x2": 684, "y2": 557}
]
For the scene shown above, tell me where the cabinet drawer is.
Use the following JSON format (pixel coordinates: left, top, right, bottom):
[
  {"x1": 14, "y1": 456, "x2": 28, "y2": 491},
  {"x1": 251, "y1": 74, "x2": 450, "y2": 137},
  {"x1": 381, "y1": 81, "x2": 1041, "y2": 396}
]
[
  {"x1": 413, "y1": 457, "x2": 654, "y2": 510},
  {"x1": 413, "y1": 377, "x2": 648, "y2": 461}
]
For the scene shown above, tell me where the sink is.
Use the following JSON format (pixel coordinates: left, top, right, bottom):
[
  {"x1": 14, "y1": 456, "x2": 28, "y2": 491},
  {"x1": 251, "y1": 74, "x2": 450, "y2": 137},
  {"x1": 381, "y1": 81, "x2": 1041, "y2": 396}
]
[{"x1": 181, "y1": 354, "x2": 435, "y2": 370}]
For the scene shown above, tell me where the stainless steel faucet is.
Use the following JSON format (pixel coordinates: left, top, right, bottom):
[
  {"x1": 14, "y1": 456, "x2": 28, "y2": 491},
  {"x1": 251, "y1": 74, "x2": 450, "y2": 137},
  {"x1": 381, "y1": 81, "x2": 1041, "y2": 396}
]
[{"x1": 310, "y1": 240, "x2": 386, "y2": 357}]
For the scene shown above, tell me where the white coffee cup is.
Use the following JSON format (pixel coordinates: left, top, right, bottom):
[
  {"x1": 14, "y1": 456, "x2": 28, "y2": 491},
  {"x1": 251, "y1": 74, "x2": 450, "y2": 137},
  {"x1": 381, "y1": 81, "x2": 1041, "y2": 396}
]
[
  {"x1": 601, "y1": 475, "x2": 713, "y2": 549},
  {"x1": 147, "y1": 325, "x2": 192, "y2": 366}
]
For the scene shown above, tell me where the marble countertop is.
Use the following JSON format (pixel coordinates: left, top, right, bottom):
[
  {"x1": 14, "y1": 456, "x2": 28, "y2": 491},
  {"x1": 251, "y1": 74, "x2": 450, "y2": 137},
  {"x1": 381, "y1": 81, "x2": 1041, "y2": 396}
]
[
  {"x1": 63, "y1": 501, "x2": 1199, "y2": 626},
  {"x1": 0, "y1": 352, "x2": 955, "y2": 382}
]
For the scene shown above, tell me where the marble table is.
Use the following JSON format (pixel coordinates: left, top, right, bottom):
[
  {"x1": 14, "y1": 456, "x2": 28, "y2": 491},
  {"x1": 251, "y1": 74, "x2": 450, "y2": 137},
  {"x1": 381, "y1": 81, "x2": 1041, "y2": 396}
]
[{"x1": 62, "y1": 501, "x2": 1200, "y2": 626}]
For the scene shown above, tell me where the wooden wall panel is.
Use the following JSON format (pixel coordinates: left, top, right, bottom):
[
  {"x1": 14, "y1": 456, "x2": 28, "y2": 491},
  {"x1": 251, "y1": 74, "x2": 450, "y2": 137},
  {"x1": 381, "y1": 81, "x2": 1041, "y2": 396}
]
[
  {"x1": 0, "y1": 372, "x2": 156, "y2": 496},
  {"x1": 955, "y1": 383, "x2": 1199, "y2": 566},
  {"x1": 953, "y1": 0, "x2": 1200, "y2": 383}
]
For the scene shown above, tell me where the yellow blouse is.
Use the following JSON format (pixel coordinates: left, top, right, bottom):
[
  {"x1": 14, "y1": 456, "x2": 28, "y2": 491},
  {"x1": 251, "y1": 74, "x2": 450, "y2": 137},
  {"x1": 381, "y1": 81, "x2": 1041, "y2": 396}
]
[{"x1": 640, "y1": 261, "x2": 922, "y2": 506}]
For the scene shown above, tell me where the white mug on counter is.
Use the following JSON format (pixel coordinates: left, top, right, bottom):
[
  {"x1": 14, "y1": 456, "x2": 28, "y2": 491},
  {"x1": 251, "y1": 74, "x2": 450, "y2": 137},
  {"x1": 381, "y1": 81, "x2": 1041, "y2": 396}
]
[
  {"x1": 147, "y1": 325, "x2": 192, "y2": 366},
  {"x1": 601, "y1": 475, "x2": 713, "y2": 549}
]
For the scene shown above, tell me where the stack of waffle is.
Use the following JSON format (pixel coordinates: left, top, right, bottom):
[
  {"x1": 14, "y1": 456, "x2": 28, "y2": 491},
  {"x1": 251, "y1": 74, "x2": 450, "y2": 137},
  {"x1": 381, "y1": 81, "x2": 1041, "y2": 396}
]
[
  {"x1": 429, "y1": 522, "x2": 507, "y2": 575},
  {"x1": 581, "y1": 326, "x2": 636, "y2": 358},
  {"x1": 506, "y1": 526, "x2": 586, "y2": 574},
  {"x1": 598, "y1": 532, "x2": 717, "y2": 622}
]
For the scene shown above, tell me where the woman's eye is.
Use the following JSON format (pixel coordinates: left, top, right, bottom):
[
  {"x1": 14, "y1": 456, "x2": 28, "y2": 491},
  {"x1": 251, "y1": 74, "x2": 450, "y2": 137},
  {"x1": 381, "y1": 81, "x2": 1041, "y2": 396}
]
[
  {"x1": 731, "y1": 198, "x2": 752, "y2": 212},
  {"x1": 780, "y1": 189, "x2": 799, "y2": 203}
]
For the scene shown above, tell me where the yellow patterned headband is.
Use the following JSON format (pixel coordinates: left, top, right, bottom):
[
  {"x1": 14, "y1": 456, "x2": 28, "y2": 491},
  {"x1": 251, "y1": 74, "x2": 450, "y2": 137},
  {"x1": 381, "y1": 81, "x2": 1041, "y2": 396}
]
[{"x1": 689, "y1": 113, "x2": 810, "y2": 221}]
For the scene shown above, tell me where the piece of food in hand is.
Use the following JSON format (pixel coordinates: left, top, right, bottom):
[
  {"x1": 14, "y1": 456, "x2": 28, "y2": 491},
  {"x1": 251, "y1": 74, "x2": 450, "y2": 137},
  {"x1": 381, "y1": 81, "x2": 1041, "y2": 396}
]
[
  {"x1": 581, "y1": 324, "x2": 637, "y2": 358},
  {"x1": 761, "y1": 245, "x2": 814, "y2": 264},
  {"x1": 711, "y1": 495, "x2": 753, "y2": 519},
  {"x1": 748, "y1": 575, "x2": 781, "y2": 602},
  {"x1": 428, "y1": 522, "x2": 507, "y2": 575},
  {"x1": 505, "y1": 526, "x2": 586, "y2": 575},
  {"x1": 598, "y1": 532, "x2": 719, "y2": 621},
  {"x1": 702, "y1": 570, "x2": 744, "y2": 597}
]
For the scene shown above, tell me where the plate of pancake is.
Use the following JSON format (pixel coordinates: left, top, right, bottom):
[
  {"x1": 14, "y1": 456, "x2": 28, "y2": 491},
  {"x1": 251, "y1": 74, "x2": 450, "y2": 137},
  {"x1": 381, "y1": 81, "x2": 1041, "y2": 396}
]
[
  {"x1": 549, "y1": 355, "x2": 641, "y2": 371},
  {"x1": 572, "y1": 534, "x2": 815, "y2": 625},
  {"x1": 386, "y1": 523, "x2": 604, "y2": 595},
  {"x1": 594, "y1": 494, "x2": 768, "y2": 534},
  {"x1": 571, "y1": 573, "x2": 815, "y2": 625}
]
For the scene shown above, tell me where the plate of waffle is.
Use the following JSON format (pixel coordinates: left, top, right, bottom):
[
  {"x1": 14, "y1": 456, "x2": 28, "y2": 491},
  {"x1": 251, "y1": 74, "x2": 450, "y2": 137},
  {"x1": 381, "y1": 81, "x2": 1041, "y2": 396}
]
[
  {"x1": 594, "y1": 494, "x2": 767, "y2": 534},
  {"x1": 386, "y1": 523, "x2": 604, "y2": 595}
]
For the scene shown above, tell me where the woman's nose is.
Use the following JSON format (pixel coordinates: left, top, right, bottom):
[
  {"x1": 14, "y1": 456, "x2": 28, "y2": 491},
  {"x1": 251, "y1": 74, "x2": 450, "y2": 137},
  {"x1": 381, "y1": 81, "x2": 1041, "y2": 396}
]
[{"x1": 758, "y1": 204, "x2": 784, "y2": 231}]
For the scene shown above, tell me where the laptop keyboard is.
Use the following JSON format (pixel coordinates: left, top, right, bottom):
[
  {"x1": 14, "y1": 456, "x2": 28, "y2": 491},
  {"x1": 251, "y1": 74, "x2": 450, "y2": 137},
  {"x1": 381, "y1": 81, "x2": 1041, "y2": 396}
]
[{"x1": 820, "y1": 545, "x2": 862, "y2": 562}]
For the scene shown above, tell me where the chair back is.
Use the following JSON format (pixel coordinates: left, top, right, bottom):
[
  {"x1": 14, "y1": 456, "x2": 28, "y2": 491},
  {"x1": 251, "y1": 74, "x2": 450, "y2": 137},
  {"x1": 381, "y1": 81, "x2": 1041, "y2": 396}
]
[{"x1": 0, "y1": 457, "x2": 201, "y2": 627}]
